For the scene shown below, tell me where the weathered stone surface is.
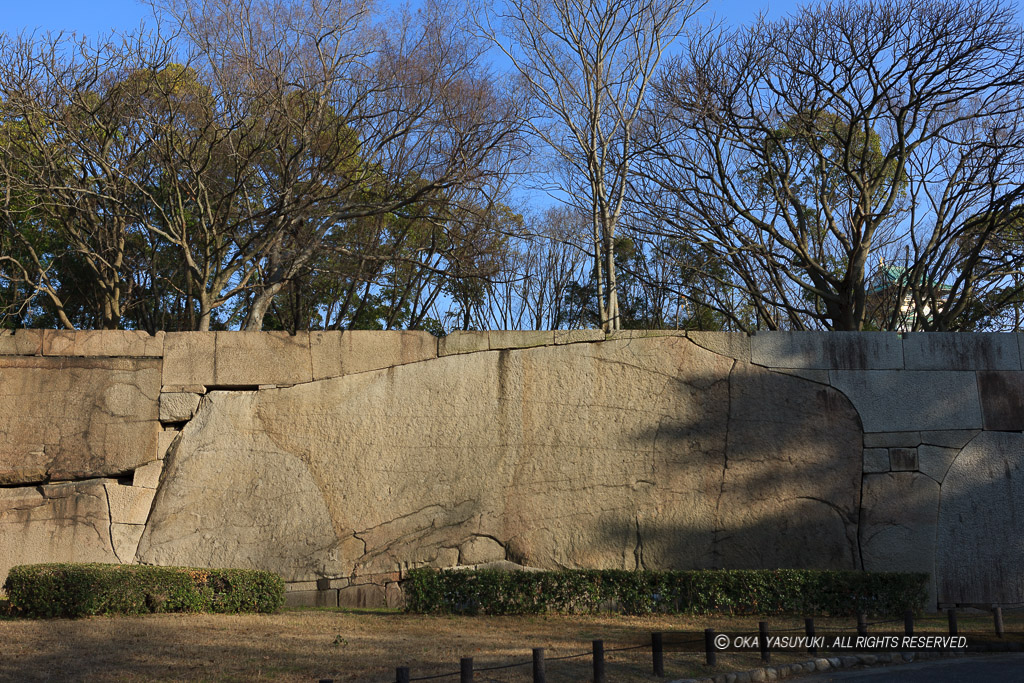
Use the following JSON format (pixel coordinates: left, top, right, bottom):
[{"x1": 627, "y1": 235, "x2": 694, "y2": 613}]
[
  {"x1": 156, "y1": 429, "x2": 179, "y2": 460},
  {"x1": 890, "y1": 448, "x2": 918, "y2": 472},
  {"x1": 438, "y1": 331, "x2": 490, "y2": 356},
  {"x1": 42, "y1": 330, "x2": 164, "y2": 357},
  {"x1": 133, "y1": 460, "x2": 164, "y2": 489},
  {"x1": 919, "y1": 430, "x2": 980, "y2": 449},
  {"x1": 721, "y1": 363, "x2": 862, "y2": 569},
  {"x1": 768, "y1": 368, "x2": 831, "y2": 384},
  {"x1": 139, "y1": 337, "x2": 862, "y2": 582},
  {"x1": 137, "y1": 392, "x2": 351, "y2": 582},
  {"x1": 159, "y1": 392, "x2": 202, "y2": 422},
  {"x1": 284, "y1": 590, "x2": 338, "y2": 608},
  {"x1": 863, "y1": 449, "x2": 890, "y2": 473},
  {"x1": 863, "y1": 432, "x2": 921, "y2": 448},
  {"x1": 918, "y1": 445, "x2": 959, "y2": 483},
  {"x1": 488, "y1": 331, "x2": 554, "y2": 350},
  {"x1": 0, "y1": 480, "x2": 118, "y2": 586},
  {"x1": 460, "y1": 536, "x2": 505, "y2": 565},
  {"x1": 937, "y1": 431, "x2": 1024, "y2": 604},
  {"x1": 751, "y1": 332, "x2": 903, "y2": 370},
  {"x1": 0, "y1": 329, "x2": 42, "y2": 355},
  {"x1": 686, "y1": 332, "x2": 750, "y2": 361},
  {"x1": 162, "y1": 384, "x2": 206, "y2": 394},
  {"x1": 214, "y1": 332, "x2": 311, "y2": 386},
  {"x1": 829, "y1": 371, "x2": 983, "y2": 432},
  {"x1": 0, "y1": 357, "x2": 160, "y2": 484},
  {"x1": 903, "y1": 333, "x2": 1020, "y2": 370},
  {"x1": 105, "y1": 484, "x2": 157, "y2": 525},
  {"x1": 163, "y1": 332, "x2": 216, "y2": 387},
  {"x1": 338, "y1": 584, "x2": 386, "y2": 608},
  {"x1": 977, "y1": 371, "x2": 1024, "y2": 431},
  {"x1": 860, "y1": 473, "x2": 940, "y2": 609},
  {"x1": 311, "y1": 330, "x2": 437, "y2": 380},
  {"x1": 554, "y1": 330, "x2": 605, "y2": 344},
  {"x1": 385, "y1": 582, "x2": 405, "y2": 608},
  {"x1": 111, "y1": 523, "x2": 146, "y2": 562}
]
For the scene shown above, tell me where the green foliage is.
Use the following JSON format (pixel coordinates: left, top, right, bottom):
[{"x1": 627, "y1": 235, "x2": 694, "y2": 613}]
[
  {"x1": 3, "y1": 563, "x2": 285, "y2": 619},
  {"x1": 403, "y1": 568, "x2": 928, "y2": 617}
]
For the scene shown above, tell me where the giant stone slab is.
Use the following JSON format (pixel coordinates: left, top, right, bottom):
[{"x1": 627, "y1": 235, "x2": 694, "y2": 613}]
[
  {"x1": 828, "y1": 371, "x2": 983, "y2": 432},
  {"x1": 0, "y1": 357, "x2": 160, "y2": 484},
  {"x1": 937, "y1": 431, "x2": 1024, "y2": 604},
  {"x1": 139, "y1": 337, "x2": 864, "y2": 582},
  {"x1": 751, "y1": 332, "x2": 903, "y2": 370},
  {"x1": 0, "y1": 480, "x2": 118, "y2": 587}
]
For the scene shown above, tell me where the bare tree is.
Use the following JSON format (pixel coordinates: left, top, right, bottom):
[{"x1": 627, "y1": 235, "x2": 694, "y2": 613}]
[
  {"x1": 478, "y1": 0, "x2": 703, "y2": 331},
  {"x1": 636, "y1": 0, "x2": 1024, "y2": 331}
]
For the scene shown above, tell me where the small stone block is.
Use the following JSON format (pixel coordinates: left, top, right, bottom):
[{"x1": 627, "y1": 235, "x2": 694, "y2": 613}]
[
  {"x1": 132, "y1": 460, "x2": 164, "y2": 489},
  {"x1": 554, "y1": 330, "x2": 605, "y2": 344},
  {"x1": 156, "y1": 429, "x2": 178, "y2": 460},
  {"x1": 890, "y1": 447, "x2": 919, "y2": 471},
  {"x1": 864, "y1": 448, "x2": 890, "y2": 473},
  {"x1": 438, "y1": 331, "x2": 489, "y2": 356},
  {"x1": 978, "y1": 372, "x2": 1024, "y2": 431},
  {"x1": 163, "y1": 333, "x2": 216, "y2": 387},
  {"x1": 105, "y1": 484, "x2": 157, "y2": 525},
  {"x1": 214, "y1": 332, "x2": 312, "y2": 386},
  {"x1": 488, "y1": 330, "x2": 554, "y2": 350},
  {"x1": 111, "y1": 523, "x2": 146, "y2": 563},
  {"x1": 903, "y1": 333, "x2": 1021, "y2": 370},
  {"x1": 0, "y1": 329, "x2": 42, "y2": 355},
  {"x1": 159, "y1": 392, "x2": 202, "y2": 423},
  {"x1": 42, "y1": 330, "x2": 165, "y2": 357},
  {"x1": 338, "y1": 584, "x2": 386, "y2": 608},
  {"x1": 285, "y1": 581, "x2": 317, "y2": 592},
  {"x1": 284, "y1": 589, "x2": 338, "y2": 608},
  {"x1": 161, "y1": 385, "x2": 206, "y2": 394},
  {"x1": 829, "y1": 371, "x2": 983, "y2": 432},
  {"x1": 864, "y1": 432, "x2": 922, "y2": 448}
]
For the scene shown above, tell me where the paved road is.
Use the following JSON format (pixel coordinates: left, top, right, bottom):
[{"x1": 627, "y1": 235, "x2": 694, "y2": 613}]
[{"x1": 795, "y1": 654, "x2": 1024, "y2": 682}]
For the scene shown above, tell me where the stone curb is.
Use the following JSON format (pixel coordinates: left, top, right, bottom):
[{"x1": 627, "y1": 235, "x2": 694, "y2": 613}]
[{"x1": 667, "y1": 649, "x2": 1020, "y2": 683}]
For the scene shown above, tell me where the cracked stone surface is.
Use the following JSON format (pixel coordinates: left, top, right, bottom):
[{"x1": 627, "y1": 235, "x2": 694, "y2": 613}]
[
  {"x1": 139, "y1": 337, "x2": 864, "y2": 581},
  {"x1": 860, "y1": 472, "x2": 940, "y2": 607},
  {"x1": 0, "y1": 479, "x2": 119, "y2": 586},
  {"x1": 937, "y1": 431, "x2": 1024, "y2": 604},
  {"x1": 0, "y1": 357, "x2": 161, "y2": 484}
]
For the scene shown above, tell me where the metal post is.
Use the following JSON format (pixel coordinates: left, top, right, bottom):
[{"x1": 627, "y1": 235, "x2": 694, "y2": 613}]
[
  {"x1": 947, "y1": 608, "x2": 958, "y2": 636},
  {"x1": 904, "y1": 610, "x2": 914, "y2": 637},
  {"x1": 758, "y1": 621, "x2": 770, "y2": 663},
  {"x1": 460, "y1": 657, "x2": 473, "y2": 683},
  {"x1": 704, "y1": 628, "x2": 717, "y2": 666},
  {"x1": 396, "y1": 667, "x2": 410, "y2": 683},
  {"x1": 805, "y1": 617, "x2": 816, "y2": 655},
  {"x1": 592, "y1": 639, "x2": 605, "y2": 683}
]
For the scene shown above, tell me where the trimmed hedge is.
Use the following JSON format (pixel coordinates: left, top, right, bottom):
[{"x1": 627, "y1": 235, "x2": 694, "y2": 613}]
[
  {"x1": 3, "y1": 563, "x2": 285, "y2": 618},
  {"x1": 403, "y1": 568, "x2": 929, "y2": 617}
]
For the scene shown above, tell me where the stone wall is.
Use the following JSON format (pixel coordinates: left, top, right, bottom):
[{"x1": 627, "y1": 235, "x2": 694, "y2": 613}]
[{"x1": 1, "y1": 329, "x2": 1021, "y2": 610}]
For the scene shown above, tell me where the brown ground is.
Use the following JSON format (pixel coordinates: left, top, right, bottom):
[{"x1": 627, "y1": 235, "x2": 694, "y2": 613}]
[{"x1": 0, "y1": 608, "x2": 1020, "y2": 682}]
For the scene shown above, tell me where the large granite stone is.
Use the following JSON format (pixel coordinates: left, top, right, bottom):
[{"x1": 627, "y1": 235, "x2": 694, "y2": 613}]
[
  {"x1": 860, "y1": 473, "x2": 940, "y2": 609},
  {"x1": 0, "y1": 480, "x2": 118, "y2": 586},
  {"x1": 214, "y1": 332, "x2": 312, "y2": 386},
  {"x1": 937, "y1": 431, "x2": 1024, "y2": 604},
  {"x1": 310, "y1": 330, "x2": 437, "y2": 380},
  {"x1": 751, "y1": 332, "x2": 903, "y2": 370},
  {"x1": 977, "y1": 372, "x2": 1024, "y2": 431},
  {"x1": 0, "y1": 329, "x2": 42, "y2": 355},
  {"x1": 720, "y1": 364, "x2": 863, "y2": 569},
  {"x1": 903, "y1": 333, "x2": 1020, "y2": 370},
  {"x1": 41, "y1": 330, "x2": 164, "y2": 357},
  {"x1": 162, "y1": 332, "x2": 216, "y2": 387},
  {"x1": 0, "y1": 357, "x2": 160, "y2": 484},
  {"x1": 828, "y1": 371, "x2": 983, "y2": 432},
  {"x1": 138, "y1": 337, "x2": 864, "y2": 582}
]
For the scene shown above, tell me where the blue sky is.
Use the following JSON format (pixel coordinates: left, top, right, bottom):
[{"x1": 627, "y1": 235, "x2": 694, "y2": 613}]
[{"x1": 0, "y1": 0, "x2": 799, "y2": 37}]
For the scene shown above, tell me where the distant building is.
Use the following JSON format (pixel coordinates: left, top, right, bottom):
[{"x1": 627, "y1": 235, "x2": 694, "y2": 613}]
[{"x1": 865, "y1": 260, "x2": 950, "y2": 331}]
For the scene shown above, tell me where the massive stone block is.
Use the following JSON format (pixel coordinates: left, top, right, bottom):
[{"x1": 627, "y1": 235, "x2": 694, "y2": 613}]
[
  {"x1": 0, "y1": 480, "x2": 119, "y2": 586},
  {"x1": 860, "y1": 473, "x2": 940, "y2": 608},
  {"x1": 721, "y1": 364, "x2": 863, "y2": 569},
  {"x1": 937, "y1": 432, "x2": 1024, "y2": 604},
  {"x1": 0, "y1": 357, "x2": 161, "y2": 484},
  {"x1": 0, "y1": 329, "x2": 42, "y2": 355},
  {"x1": 751, "y1": 332, "x2": 903, "y2": 370},
  {"x1": 311, "y1": 331, "x2": 437, "y2": 380},
  {"x1": 41, "y1": 330, "x2": 164, "y2": 357},
  {"x1": 139, "y1": 337, "x2": 864, "y2": 582},
  {"x1": 828, "y1": 371, "x2": 983, "y2": 432}
]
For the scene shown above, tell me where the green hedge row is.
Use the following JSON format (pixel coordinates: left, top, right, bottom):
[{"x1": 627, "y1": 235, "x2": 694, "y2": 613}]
[
  {"x1": 3, "y1": 563, "x2": 285, "y2": 618},
  {"x1": 403, "y1": 568, "x2": 929, "y2": 617}
]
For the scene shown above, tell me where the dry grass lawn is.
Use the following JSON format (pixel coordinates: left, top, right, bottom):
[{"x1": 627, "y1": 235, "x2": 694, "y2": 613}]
[{"x1": 1, "y1": 607, "x2": 1020, "y2": 682}]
